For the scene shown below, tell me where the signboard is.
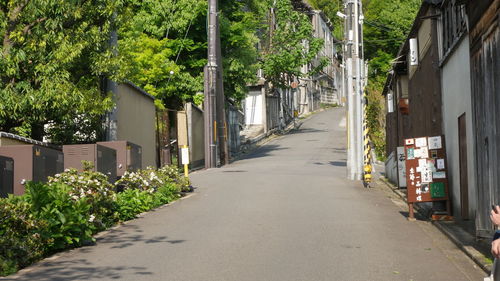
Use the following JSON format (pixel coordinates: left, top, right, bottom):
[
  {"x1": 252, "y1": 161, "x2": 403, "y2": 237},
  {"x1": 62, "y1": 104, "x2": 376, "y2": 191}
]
[
  {"x1": 181, "y1": 147, "x2": 190, "y2": 165},
  {"x1": 404, "y1": 136, "x2": 449, "y2": 204}
]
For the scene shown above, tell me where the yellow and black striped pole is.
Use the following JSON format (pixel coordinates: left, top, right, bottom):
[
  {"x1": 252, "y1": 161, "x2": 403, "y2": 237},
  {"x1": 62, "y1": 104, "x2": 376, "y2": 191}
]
[{"x1": 363, "y1": 97, "x2": 372, "y2": 187}]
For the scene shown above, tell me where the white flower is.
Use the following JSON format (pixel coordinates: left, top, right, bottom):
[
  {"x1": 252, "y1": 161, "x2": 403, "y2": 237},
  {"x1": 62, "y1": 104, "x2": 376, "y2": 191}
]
[
  {"x1": 89, "y1": 214, "x2": 95, "y2": 222},
  {"x1": 71, "y1": 195, "x2": 79, "y2": 200}
]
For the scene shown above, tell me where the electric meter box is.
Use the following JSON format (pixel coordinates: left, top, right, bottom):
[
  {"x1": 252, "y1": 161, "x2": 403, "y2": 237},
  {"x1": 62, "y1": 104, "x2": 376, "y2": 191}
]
[
  {"x1": 97, "y1": 141, "x2": 142, "y2": 177},
  {"x1": 0, "y1": 145, "x2": 64, "y2": 195},
  {"x1": 63, "y1": 144, "x2": 117, "y2": 183}
]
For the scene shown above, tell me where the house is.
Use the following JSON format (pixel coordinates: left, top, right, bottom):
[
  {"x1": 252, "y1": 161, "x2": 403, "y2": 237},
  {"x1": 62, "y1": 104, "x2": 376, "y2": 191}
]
[
  {"x1": 385, "y1": 0, "x2": 500, "y2": 238},
  {"x1": 384, "y1": 0, "x2": 444, "y2": 187},
  {"x1": 438, "y1": 1, "x2": 476, "y2": 226},
  {"x1": 463, "y1": 0, "x2": 499, "y2": 238}
]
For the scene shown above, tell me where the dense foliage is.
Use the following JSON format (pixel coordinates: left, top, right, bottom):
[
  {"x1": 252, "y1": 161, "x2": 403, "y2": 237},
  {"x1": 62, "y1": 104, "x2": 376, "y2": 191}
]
[
  {"x1": 262, "y1": 0, "x2": 325, "y2": 89},
  {"x1": 0, "y1": 164, "x2": 187, "y2": 276},
  {"x1": 0, "y1": 0, "x2": 127, "y2": 142}
]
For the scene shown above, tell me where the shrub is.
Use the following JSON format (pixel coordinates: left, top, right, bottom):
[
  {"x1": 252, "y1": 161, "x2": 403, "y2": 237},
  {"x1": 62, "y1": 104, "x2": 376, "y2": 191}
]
[
  {"x1": 152, "y1": 183, "x2": 181, "y2": 208},
  {"x1": 0, "y1": 196, "x2": 49, "y2": 276},
  {"x1": 115, "y1": 189, "x2": 154, "y2": 221},
  {"x1": 156, "y1": 165, "x2": 191, "y2": 192},
  {"x1": 116, "y1": 167, "x2": 163, "y2": 193},
  {"x1": 25, "y1": 182, "x2": 96, "y2": 252},
  {"x1": 48, "y1": 165, "x2": 118, "y2": 230}
]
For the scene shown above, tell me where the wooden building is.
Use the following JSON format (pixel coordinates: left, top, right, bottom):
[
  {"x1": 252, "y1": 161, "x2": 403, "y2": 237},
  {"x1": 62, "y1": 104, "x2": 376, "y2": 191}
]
[{"x1": 464, "y1": 0, "x2": 499, "y2": 238}]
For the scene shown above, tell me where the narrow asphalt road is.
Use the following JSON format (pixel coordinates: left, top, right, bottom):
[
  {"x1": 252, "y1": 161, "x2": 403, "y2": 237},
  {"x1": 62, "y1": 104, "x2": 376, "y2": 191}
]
[{"x1": 4, "y1": 108, "x2": 486, "y2": 281}]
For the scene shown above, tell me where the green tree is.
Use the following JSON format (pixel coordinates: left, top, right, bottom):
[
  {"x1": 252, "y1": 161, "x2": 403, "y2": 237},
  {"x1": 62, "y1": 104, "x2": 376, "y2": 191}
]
[
  {"x1": 363, "y1": 0, "x2": 420, "y2": 159},
  {"x1": 120, "y1": 0, "x2": 263, "y2": 108},
  {"x1": 262, "y1": 0, "x2": 324, "y2": 89},
  {"x1": 0, "y1": 0, "x2": 127, "y2": 142},
  {"x1": 118, "y1": 0, "x2": 207, "y2": 109}
]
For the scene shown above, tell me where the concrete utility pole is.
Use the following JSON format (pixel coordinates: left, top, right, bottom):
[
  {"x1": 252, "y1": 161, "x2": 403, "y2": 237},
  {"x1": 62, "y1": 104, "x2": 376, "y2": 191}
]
[
  {"x1": 342, "y1": 0, "x2": 364, "y2": 180},
  {"x1": 204, "y1": 0, "x2": 218, "y2": 168},
  {"x1": 204, "y1": 0, "x2": 228, "y2": 168}
]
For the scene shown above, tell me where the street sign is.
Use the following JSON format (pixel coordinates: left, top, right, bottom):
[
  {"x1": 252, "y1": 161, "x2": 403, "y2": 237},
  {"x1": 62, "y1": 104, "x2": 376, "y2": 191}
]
[{"x1": 404, "y1": 135, "x2": 451, "y2": 219}]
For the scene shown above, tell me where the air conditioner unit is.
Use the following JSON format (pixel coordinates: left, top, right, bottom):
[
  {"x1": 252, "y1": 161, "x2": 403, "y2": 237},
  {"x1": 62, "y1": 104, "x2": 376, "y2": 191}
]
[
  {"x1": 0, "y1": 145, "x2": 64, "y2": 195},
  {"x1": 97, "y1": 141, "x2": 142, "y2": 177},
  {"x1": 63, "y1": 144, "x2": 117, "y2": 183},
  {"x1": 0, "y1": 156, "x2": 14, "y2": 198}
]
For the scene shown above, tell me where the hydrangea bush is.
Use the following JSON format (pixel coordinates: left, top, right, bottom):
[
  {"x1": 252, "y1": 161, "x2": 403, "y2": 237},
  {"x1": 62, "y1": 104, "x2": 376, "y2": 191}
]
[{"x1": 48, "y1": 162, "x2": 118, "y2": 230}]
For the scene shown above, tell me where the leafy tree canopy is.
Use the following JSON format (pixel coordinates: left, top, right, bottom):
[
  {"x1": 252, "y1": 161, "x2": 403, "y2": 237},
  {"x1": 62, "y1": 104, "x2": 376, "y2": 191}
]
[
  {"x1": 0, "y1": 0, "x2": 127, "y2": 142},
  {"x1": 262, "y1": 0, "x2": 324, "y2": 89}
]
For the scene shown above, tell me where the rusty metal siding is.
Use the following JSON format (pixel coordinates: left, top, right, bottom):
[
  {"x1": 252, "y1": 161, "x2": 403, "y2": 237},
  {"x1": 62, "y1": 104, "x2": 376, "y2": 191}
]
[{"x1": 469, "y1": 2, "x2": 500, "y2": 237}]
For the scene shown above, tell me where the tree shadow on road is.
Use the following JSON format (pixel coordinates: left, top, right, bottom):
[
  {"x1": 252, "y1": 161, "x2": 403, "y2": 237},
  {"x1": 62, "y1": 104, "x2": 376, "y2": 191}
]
[
  {"x1": 96, "y1": 224, "x2": 186, "y2": 250},
  {"x1": 2, "y1": 259, "x2": 153, "y2": 281},
  {"x1": 239, "y1": 144, "x2": 289, "y2": 160}
]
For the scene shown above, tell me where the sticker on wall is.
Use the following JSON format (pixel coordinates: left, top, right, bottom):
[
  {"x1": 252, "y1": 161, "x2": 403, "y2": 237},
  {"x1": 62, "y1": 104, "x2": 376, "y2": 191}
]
[
  {"x1": 415, "y1": 137, "x2": 427, "y2": 148},
  {"x1": 436, "y1": 159, "x2": 445, "y2": 170},
  {"x1": 405, "y1": 138, "x2": 415, "y2": 145},
  {"x1": 407, "y1": 148, "x2": 415, "y2": 160},
  {"x1": 428, "y1": 136, "x2": 442, "y2": 150},
  {"x1": 433, "y1": 171, "x2": 446, "y2": 179}
]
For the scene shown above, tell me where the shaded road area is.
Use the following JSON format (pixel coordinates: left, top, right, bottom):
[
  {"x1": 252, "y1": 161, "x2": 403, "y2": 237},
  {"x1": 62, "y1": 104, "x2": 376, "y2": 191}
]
[{"x1": 4, "y1": 108, "x2": 486, "y2": 281}]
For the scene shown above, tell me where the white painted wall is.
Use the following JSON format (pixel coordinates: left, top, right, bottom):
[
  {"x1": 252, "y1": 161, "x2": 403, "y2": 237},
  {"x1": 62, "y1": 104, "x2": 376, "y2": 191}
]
[
  {"x1": 245, "y1": 90, "x2": 263, "y2": 125},
  {"x1": 441, "y1": 35, "x2": 476, "y2": 219}
]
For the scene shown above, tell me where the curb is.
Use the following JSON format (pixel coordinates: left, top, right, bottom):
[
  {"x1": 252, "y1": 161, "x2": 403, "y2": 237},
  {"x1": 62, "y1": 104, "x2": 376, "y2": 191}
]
[{"x1": 377, "y1": 177, "x2": 492, "y2": 274}]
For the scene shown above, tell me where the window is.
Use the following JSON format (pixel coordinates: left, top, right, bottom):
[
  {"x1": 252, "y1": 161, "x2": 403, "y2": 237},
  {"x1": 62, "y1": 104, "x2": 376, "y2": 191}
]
[{"x1": 441, "y1": 1, "x2": 467, "y2": 56}]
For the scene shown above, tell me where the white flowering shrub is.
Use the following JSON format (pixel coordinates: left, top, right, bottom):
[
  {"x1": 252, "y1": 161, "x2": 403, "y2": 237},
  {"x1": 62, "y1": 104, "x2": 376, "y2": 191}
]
[
  {"x1": 48, "y1": 162, "x2": 118, "y2": 229},
  {"x1": 116, "y1": 167, "x2": 163, "y2": 193}
]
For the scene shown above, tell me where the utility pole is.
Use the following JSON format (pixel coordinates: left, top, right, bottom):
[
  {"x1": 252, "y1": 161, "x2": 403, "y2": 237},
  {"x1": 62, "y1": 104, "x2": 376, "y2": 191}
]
[
  {"x1": 204, "y1": 0, "x2": 218, "y2": 168},
  {"x1": 343, "y1": 0, "x2": 364, "y2": 180},
  {"x1": 204, "y1": 0, "x2": 228, "y2": 168}
]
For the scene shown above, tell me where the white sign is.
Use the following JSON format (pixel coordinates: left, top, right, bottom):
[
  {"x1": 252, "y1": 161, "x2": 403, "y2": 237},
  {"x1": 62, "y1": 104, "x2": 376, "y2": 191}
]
[
  {"x1": 422, "y1": 169, "x2": 433, "y2": 183},
  {"x1": 405, "y1": 138, "x2": 414, "y2": 145},
  {"x1": 410, "y1": 38, "x2": 419, "y2": 66},
  {"x1": 415, "y1": 137, "x2": 427, "y2": 148},
  {"x1": 428, "y1": 136, "x2": 442, "y2": 150},
  {"x1": 437, "y1": 159, "x2": 445, "y2": 170},
  {"x1": 433, "y1": 172, "x2": 446, "y2": 179},
  {"x1": 181, "y1": 147, "x2": 190, "y2": 165}
]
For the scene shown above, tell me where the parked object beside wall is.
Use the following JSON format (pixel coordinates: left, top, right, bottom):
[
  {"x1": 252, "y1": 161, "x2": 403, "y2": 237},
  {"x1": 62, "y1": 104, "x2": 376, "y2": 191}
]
[
  {"x1": 0, "y1": 156, "x2": 14, "y2": 198},
  {"x1": 97, "y1": 141, "x2": 142, "y2": 177},
  {"x1": 63, "y1": 144, "x2": 117, "y2": 183},
  {"x1": 0, "y1": 145, "x2": 63, "y2": 195}
]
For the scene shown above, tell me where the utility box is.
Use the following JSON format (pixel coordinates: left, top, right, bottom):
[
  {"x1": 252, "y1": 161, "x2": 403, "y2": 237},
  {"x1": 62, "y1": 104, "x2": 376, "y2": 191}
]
[
  {"x1": 97, "y1": 141, "x2": 142, "y2": 177},
  {"x1": 0, "y1": 145, "x2": 64, "y2": 195},
  {"x1": 63, "y1": 144, "x2": 117, "y2": 183},
  {"x1": 0, "y1": 156, "x2": 14, "y2": 198}
]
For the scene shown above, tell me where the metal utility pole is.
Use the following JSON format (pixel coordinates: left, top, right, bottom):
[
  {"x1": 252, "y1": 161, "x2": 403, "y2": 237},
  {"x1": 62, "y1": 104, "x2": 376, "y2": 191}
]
[
  {"x1": 204, "y1": 0, "x2": 218, "y2": 168},
  {"x1": 343, "y1": 0, "x2": 364, "y2": 180}
]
